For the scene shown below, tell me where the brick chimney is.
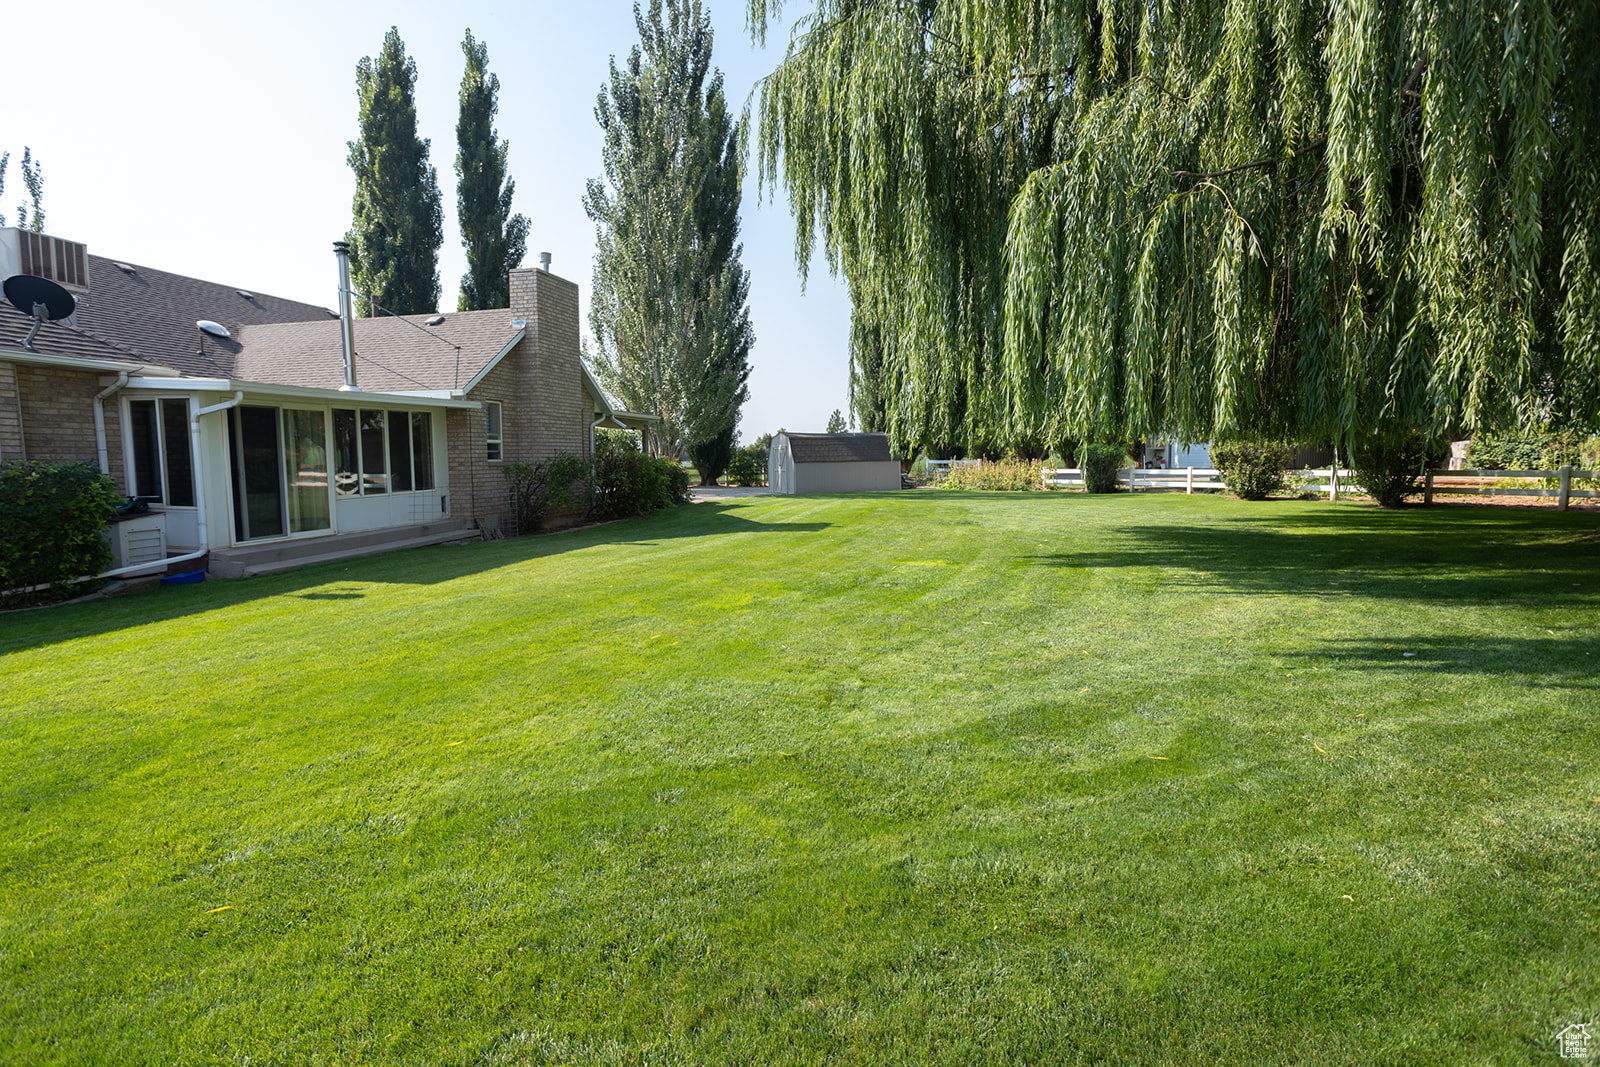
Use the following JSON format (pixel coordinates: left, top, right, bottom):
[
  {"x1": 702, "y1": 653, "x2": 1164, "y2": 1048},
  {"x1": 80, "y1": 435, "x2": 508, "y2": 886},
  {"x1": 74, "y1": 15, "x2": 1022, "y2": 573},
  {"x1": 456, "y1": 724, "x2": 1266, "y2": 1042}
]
[{"x1": 508, "y1": 262, "x2": 585, "y2": 458}]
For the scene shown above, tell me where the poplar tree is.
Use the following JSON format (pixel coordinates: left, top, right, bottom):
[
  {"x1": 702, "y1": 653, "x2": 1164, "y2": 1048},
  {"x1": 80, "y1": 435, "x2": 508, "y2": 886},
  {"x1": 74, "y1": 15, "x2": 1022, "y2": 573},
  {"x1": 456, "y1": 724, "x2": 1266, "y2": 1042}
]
[
  {"x1": 0, "y1": 148, "x2": 44, "y2": 231},
  {"x1": 750, "y1": 1, "x2": 1600, "y2": 457},
  {"x1": 346, "y1": 27, "x2": 444, "y2": 317},
  {"x1": 586, "y1": 0, "x2": 753, "y2": 469},
  {"x1": 456, "y1": 30, "x2": 529, "y2": 311}
]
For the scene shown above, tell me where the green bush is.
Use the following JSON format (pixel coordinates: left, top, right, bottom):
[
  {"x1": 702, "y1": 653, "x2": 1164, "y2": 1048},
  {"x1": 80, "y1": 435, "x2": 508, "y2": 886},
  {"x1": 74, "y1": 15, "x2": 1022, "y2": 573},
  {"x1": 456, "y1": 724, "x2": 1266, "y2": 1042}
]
[
  {"x1": 726, "y1": 448, "x2": 763, "y2": 486},
  {"x1": 657, "y1": 457, "x2": 692, "y2": 505},
  {"x1": 1466, "y1": 434, "x2": 1545, "y2": 471},
  {"x1": 1210, "y1": 441, "x2": 1292, "y2": 500},
  {"x1": 504, "y1": 454, "x2": 590, "y2": 535},
  {"x1": 1081, "y1": 444, "x2": 1129, "y2": 494},
  {"x1": 590, "y1": 432, "x2": 689, "y2": 520},
  {"x1": 1350, "y1": 433, "x2": 1439, "y2": 508},
  {"x1": 1, "y1": 460, "x2": 121, "y2": 607},
  {"x1": 934, "y1": 458, "x2": 1042, "y2": 491}
]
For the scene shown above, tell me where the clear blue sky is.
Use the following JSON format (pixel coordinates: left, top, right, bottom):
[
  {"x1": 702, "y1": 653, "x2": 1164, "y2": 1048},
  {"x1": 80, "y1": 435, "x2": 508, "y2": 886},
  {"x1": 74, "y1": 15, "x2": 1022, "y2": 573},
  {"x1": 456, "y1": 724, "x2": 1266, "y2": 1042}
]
[{"x1": 6, "y1": 0, "x2": 853, "y2": 439}]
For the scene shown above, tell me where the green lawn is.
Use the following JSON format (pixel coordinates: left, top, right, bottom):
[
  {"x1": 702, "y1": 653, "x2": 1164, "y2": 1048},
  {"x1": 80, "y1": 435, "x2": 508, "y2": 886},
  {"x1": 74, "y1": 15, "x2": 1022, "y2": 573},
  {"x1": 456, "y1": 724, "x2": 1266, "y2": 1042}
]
[{"x1": 2, "y1": 492, "x2": 1597, "y2": 1064}]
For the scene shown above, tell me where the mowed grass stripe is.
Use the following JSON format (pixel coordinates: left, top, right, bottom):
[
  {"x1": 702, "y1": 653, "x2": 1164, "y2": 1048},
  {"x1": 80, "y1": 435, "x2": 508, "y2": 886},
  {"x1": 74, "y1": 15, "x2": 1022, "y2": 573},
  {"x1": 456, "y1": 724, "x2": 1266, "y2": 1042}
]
[{"x1": 1, "y1": 491, "x2": 1596, "y2": 1064}]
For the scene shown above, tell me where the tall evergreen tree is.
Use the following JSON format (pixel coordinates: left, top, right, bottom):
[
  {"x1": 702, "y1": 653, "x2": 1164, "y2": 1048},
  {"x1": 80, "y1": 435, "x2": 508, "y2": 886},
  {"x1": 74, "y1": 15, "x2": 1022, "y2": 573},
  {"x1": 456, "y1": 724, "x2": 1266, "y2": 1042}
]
[
  {"x1": 346, "y1": 27, "x2": 443, "y2": 317},
  {"x1": 586, "y1": 0, "x2": 752, "y2": 469},
  {"x1": 455, "y1": 30, "x2": 529, "y2": 312},
  {"x1": 750, "y1": 1, "x2": 1600, "y2": 455}
]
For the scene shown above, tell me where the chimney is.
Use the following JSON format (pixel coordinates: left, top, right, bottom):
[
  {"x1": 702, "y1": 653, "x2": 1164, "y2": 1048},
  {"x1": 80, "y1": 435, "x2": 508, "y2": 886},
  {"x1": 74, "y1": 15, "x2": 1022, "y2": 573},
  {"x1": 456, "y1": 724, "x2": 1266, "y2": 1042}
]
[{"x1": 332, "y1": 240, "x2": 359, "y2": 391}]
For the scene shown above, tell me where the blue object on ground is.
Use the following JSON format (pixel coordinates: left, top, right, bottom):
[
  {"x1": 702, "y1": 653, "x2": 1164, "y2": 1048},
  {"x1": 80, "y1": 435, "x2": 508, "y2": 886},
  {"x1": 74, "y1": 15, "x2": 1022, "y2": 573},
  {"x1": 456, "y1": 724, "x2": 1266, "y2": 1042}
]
[{"x1": 160, "y1": 570, "x2": 206, "y2": 585}]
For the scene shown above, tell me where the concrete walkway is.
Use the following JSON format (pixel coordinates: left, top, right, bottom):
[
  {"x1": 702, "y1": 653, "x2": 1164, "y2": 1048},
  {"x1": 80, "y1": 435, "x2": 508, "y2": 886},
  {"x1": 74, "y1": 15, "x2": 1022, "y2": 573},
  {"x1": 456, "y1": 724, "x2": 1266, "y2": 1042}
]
[{"x1": 690, "y1": 484, "x2": 773, "y2": 502}]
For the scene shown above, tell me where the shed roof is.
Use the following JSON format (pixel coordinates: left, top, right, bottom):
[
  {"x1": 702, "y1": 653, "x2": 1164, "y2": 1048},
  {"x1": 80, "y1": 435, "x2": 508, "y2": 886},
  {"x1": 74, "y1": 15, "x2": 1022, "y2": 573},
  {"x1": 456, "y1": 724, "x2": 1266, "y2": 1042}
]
[{"x1": 786, "y1": 432, "x2": 893, "y2": 463}]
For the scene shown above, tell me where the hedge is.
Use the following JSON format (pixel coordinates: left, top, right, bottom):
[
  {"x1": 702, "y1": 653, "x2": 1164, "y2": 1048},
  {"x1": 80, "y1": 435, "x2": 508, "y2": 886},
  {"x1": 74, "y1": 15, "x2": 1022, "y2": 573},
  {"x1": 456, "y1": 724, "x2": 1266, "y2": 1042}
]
[{"x1": 1, "y1": 460, "x2": 120, "y2": 607}]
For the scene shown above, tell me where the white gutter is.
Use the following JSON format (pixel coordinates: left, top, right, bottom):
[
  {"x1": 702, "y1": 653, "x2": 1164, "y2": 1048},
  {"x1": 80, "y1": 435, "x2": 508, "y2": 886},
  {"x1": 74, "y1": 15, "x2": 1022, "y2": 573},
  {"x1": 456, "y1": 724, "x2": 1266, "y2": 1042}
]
[{"x1": 92, "y1": 370, "x2": 136, "y2": 474}]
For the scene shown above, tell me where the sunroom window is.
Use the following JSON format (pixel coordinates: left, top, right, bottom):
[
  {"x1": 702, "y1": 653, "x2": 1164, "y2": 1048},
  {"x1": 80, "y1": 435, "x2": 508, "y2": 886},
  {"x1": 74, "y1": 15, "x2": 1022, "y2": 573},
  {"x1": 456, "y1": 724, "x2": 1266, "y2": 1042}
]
[{"x1": 127, "y1": 398, "x2": 195, "y2": 506}]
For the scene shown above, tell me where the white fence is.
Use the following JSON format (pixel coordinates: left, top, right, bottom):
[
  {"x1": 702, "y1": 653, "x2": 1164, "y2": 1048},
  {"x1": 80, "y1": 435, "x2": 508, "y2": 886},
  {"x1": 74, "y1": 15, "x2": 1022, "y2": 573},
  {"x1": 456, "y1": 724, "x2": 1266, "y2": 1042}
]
[
  {"x1": 1041, "y1": 467, "x2": 1362, "y2": 498},
  {"x1": 1424, "y1": 468, "x2": 1599, "y2": 511}
]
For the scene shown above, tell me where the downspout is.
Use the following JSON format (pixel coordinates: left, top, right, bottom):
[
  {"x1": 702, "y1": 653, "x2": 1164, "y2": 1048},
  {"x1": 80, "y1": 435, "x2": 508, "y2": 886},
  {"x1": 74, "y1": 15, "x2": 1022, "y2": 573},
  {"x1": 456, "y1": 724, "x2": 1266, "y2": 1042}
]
[
  {"x1": 92, "y1": 390, "x2": 243, "y2": 581},
  {"x1": 93, "y1": 370, "x2": 136, "y2": 475}
]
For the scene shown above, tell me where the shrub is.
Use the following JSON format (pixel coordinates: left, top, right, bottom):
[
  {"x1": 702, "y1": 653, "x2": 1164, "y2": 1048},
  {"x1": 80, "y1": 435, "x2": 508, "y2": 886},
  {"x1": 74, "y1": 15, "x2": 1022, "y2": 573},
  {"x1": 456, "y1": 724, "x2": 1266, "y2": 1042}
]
[
  {"x1": 1465, "y1": 434, "x2": 1545, "y2": 471},
  {"x1": 503, "y1": 454, "x2": 590, "y2": 535},
  {"x1": 590, "y1": 431, "x2": 688, "y2": 520},
  {"x1": 1080, "y1": 444, "x2": 1129, "y2": 494},
  {"x1": 1, "y1": 460, "x2": 121, "y2": 607},
  {"x1": 726, "y1": 448, "x2": 763, "y2": 487},
  {"x1": 657, "y1": 457, "x2": 692, "y2": 505},
  {"x1": 1349, "y1": 433, "x2": 1439, "y2": 508},
  {"x1": 1210, "y1": 441, "x2": 1292, "y2": 500},
  {"x1": 934, "y1": 457, "x2": 1043, "y2": 491}
]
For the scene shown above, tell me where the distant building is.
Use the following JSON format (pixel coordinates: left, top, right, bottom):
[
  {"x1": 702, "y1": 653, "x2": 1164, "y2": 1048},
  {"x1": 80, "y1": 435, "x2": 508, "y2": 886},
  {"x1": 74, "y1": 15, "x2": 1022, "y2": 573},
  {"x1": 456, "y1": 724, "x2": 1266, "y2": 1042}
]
[{"x1": 768, "y1": 432, "x2": 902, "y2": 494}]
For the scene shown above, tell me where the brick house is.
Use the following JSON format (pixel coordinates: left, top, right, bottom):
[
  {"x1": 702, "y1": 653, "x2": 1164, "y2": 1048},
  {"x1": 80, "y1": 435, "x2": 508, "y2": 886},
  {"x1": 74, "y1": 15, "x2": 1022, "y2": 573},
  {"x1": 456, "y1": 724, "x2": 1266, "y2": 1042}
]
[{"x1": 0, "y1": 228, "x2": 652, "y2": 578}]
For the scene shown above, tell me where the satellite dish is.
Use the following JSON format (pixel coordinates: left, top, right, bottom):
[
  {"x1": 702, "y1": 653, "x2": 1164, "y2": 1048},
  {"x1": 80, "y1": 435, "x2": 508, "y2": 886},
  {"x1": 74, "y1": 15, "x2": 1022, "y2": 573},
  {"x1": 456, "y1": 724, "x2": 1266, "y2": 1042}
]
[
  {"x1": 197, "y1": 320, "x2": 231, "y2": 338},
  {"x1": 5, "y1": 274, "x2": 76, "y2": 320},
  {"x1": 5, "y1": 274, "x2": 76, "y2": 349}
]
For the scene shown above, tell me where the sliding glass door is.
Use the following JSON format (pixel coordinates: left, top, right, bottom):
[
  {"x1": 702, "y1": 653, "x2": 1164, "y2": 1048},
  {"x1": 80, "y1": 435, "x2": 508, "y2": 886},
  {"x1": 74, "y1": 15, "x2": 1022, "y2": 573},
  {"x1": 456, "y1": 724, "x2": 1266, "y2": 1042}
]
[{"x1": 228, "y1": 406, "x2": 333, "y2": 541}]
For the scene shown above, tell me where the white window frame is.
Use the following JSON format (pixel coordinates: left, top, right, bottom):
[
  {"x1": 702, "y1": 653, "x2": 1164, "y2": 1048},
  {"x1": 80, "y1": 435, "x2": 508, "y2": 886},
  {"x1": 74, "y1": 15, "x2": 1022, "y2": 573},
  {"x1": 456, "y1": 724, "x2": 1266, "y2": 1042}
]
[
  {"x1": 485, "y1": 401, "x2": 503, "y2": 461},
  {"x1": 124, "y1": 395, "x2": 197, "y2": 507}
]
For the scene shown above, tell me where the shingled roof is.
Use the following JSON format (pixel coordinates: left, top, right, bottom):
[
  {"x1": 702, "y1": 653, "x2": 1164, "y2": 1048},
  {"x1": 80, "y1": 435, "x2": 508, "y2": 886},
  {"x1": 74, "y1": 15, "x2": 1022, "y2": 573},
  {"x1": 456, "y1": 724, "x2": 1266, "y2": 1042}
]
[
  {"x1": 786, "y1": 432, "x2": 894, "y2": 463},
  {"x1": 231, "y1": 311, "x2": 524, "y2": 393},
  {"x1": 0, "y1": 299, "x2": 162, "y2": 368},
  {"x1": 70, "y1": 254, "x2": 334, "y2": 375}
]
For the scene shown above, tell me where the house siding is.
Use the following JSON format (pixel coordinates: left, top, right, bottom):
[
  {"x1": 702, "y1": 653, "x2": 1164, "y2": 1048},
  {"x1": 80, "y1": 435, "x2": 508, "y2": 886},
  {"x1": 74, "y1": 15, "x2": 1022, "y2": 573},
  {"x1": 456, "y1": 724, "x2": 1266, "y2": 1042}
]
[
  {"x1": 11, "y1": 365, "x2": 127, "y2": 492},
  {"x1": 0, "y1": 361, "x2": 23, "y2": 462},
  {"x1": 443, "y1": 267, "x2": 593, "y2": 533}
]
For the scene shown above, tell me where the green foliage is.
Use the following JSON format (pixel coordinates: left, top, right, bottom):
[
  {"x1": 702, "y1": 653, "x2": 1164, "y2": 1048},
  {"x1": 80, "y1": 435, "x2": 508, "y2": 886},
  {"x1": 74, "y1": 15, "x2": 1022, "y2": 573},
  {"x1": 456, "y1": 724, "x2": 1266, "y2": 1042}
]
[
  {"x1": 0, "y1": 147, "x2": 44, "y2": 231},
  {"x1": 689, "y1": 425, "x2": 735, "y2": 486},
  {"x1": 1211, "y1": 442, "x2": 1292, "y2": 501},
  {"x1": 750, "y1": 1, "x2": 1600, "y2": 455},
  {"x1": 455, "y1": 30, "x2": 529, "y2": 312},
  {"x1": 586, "y1": 0, "x2": 751, "y2": 460},
  {"x1": 726, "y1": 446, "x2": 763, "y2": 486},
  {"x1": 1350, "y1": 434, "x2": 1437, "y2": 508},
  {"x1": 825, "y1": 409, "x2": 847, "y2": 434},
  {"x1": 347, "y1": 27, "x2": 444, "y2": 317},
  {"x1": 1466, "y1": 435, "x2": 1547, "y2": 471},
  {"x1": 0, "y1": 461, "x2": 119, "y2": 606},
  {"x1": 1080, "y1": 444, "x2": 1129, "y2": 494},
  {"x1": 591, "y1": 430, "x2": 685, "y2": 520},
  {"x1": 934, "y1": 458, "x2": 1042, "y2": 491},
  {"x1": 502, "y1": 454, "x2": 590, "y2": 535}
]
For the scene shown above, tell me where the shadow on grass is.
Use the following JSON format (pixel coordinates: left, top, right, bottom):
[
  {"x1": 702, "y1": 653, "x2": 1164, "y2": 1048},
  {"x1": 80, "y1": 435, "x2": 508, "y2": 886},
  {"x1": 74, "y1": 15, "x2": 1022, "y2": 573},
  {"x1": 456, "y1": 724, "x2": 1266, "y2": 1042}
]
[
  {"x1": 1285, "y1": 634, "x2": 1600, "y2": 689},
  {"x1": 0, "y1": 502, "x2": 829, "y2": 656},
  {"x1": 1026, "y1": 504, "x2": 1600, "y2": 607}
]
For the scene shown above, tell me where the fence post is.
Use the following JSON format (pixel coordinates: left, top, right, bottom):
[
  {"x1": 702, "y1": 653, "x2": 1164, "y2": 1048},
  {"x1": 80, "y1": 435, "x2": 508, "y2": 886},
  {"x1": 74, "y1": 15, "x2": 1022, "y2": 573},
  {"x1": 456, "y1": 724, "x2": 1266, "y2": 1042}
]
[
  {"x1": 1424, "y1": 470, "x2": 1434, "y2": 506},
  {"x1": 1186, "y1": 466, "x2": 1194, "y2": 494},
  {"x1": 1559, "y1": 465, "x2": 1573, "y2": 511}
]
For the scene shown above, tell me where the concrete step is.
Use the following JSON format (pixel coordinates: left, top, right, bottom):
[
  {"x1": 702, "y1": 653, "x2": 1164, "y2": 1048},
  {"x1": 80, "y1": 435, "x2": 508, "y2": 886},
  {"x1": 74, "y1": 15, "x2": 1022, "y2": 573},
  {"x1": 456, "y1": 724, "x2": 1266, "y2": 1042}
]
[{"x1": 208, "y1": 523, "x2": 477, "y2": 579}]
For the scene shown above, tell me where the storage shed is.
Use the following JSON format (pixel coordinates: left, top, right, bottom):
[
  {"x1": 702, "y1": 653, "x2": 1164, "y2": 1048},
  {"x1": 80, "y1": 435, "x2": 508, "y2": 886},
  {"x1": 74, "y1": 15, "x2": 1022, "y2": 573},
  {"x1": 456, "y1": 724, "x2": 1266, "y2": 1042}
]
[{"x1": 768, "y1": 432, "x2": 903, "y2": 494}]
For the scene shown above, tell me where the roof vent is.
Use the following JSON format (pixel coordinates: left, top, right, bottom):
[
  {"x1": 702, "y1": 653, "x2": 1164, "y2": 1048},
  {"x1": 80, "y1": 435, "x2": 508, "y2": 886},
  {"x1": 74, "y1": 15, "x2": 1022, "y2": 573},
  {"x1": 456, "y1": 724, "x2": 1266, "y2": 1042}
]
[
  {"x1": 197, "y1": 320, "x2": 231, "y2": 338},
  {"x1": 237, "y1": 289, "x2": 255, "y2": 300},
  {"x1": 113, "y1": 261, "x2": 137, "y2": 274},
  {"x1": 0, "y1": 228, "x2": 90, "y2": 294},
  {"x1": 425, "y1": 314, "x2": 445, "y2": 326}
]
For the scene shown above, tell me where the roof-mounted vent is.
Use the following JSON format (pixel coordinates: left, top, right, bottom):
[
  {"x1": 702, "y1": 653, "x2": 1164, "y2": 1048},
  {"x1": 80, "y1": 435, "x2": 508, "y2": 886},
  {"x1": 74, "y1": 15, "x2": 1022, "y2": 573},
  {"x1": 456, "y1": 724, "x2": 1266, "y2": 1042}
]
[
  {"x1": 197, "y1": 320, "x2": 231, "y2": 338},
  {"x1": 0, "y1": 228, "x2": 90, "y2": 294},
  {"x1": 113, "y1": 261, "x2": 137, "y2": 274},
  {"x1": 237, "y1": 289, "x2": 255, "y2": 300},
  {"x1": 425, "y1": 314, "x2": 445, "y2": 326}
]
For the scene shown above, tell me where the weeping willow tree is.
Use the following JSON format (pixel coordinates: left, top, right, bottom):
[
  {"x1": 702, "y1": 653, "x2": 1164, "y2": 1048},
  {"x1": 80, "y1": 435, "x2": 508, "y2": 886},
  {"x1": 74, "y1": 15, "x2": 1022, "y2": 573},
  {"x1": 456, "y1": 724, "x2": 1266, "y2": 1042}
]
[{"x1": 750, "y1": 0, "x2": 1600, "y2": 457}]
